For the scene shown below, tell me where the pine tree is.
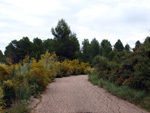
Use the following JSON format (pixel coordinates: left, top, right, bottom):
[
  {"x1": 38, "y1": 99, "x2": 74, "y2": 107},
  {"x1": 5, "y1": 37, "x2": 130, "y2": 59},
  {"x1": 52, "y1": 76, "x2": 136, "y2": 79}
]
[
  {"x1": 114, "y1": 39, "x2": 124, "y2": 52},
  {"x1": 51, "y1": 19, "x2": 79, "y2": 60}
]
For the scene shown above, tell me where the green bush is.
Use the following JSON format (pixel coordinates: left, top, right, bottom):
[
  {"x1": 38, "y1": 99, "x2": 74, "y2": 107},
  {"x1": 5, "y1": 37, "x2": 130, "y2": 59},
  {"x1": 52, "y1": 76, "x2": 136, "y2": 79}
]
[
  {"x1": 89, "y1": 74, "x2": 150, "y2": 111},
  {"x1": 2, "y1": 80, "x2": 16, "y2": 107},
  {"x1": 4, "y1": 100, "x2": 29, "y2": 113}
]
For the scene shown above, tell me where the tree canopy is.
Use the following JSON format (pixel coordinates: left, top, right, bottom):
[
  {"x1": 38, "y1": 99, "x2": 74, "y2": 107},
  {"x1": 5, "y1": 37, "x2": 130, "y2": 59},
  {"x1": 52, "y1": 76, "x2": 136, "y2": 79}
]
[
  {"x1": 114, "y1": 39, "x2": 124, "y2": 52},
  {"x1": 51, "y1": 19, "x2": 79, "y2": 60}
]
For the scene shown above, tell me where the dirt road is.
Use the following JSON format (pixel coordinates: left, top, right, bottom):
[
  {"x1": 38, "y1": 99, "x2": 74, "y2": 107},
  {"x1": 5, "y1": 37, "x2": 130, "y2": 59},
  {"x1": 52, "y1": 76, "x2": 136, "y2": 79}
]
[{"x1": 29, "y1": 75, "x2": 148, "y2": 113}]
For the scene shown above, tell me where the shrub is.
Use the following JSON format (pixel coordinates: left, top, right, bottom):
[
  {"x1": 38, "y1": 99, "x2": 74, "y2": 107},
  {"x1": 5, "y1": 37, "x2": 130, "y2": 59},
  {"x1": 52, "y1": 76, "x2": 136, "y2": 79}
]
[
  {"x1": 86, "y1": 67, "x2": 95, "y2": 75},
  {"x1": 0, "y1": 87, "x2": 5, "y2": 111},
  {"x1": 56, "y1": 60, "x2": 71, "y2": 77},
  {"x1": 92, "y1": 55, "x2": 110, "y2": 72},
  {"x1": 89, "y1": 74, "x2": 150, "y2": 111},
  {"x1": 29, "y1": 59, "x2": 49, "y2": 92},
  {"x1": 41, "y1": 52, "x2": 57, "y2": 81},
  {"x1": 4, "y1": 100, "x2": 29, "y2": 113},
  {"x1": 56, "y1": 59, "x2": 90, "y2": 77},
  {"x1": 0, "y1": 65, "x2": 11, "y2": 84},
  {"x1": 2, "y1": 80, "x2": 15, "y2": 107}
]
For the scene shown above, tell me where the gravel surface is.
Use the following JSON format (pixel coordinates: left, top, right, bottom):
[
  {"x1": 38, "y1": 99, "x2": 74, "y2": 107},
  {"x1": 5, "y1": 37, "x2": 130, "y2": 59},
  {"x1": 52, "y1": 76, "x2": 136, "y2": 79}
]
[{"x1": 29, "y1": 75, "x2": 148, "y2": 113}]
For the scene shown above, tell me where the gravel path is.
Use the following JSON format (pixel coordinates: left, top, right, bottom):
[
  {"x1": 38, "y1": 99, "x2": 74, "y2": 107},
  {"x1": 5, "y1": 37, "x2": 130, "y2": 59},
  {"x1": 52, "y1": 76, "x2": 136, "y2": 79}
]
[{"x1": 29, "y1": 75, "x2": 148, "y2": 113}]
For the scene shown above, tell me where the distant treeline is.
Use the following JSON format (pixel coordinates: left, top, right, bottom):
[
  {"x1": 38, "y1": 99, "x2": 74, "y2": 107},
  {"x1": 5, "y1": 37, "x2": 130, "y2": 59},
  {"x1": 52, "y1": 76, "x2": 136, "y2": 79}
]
[{"x1": 0, "y1": 19, "x2": 137, "y2": 64}]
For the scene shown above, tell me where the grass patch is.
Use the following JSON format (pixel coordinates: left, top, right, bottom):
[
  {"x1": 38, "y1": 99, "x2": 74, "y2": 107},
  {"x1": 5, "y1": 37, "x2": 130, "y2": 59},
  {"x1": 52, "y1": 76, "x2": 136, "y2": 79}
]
[
  {"x1": 89, "y1": 74, "x2": 150, "y2": 112},
  {"x1": 3, "y1": 100, "x2": 30, "y2": 113}
]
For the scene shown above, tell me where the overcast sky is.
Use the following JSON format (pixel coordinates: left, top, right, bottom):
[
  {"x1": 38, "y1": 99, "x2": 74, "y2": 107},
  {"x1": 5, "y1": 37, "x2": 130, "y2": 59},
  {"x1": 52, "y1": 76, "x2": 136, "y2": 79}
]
[{"x1": 0, "y1": 0, "x2": 150, "y2": 52}]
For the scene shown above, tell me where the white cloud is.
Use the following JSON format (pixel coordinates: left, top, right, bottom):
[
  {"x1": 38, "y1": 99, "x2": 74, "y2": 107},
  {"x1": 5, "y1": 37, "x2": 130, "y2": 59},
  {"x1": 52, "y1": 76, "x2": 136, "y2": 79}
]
[
  {"x1": 77, "y1": 4, "x2": 110, "y2": 22},
  {"x1": 0, "y1": 22, "x2": 8, "y2": 28},
  {"x1": 0, "y1": 0, "x2": 150, "y2": 52},
  {"x1": 2, "y1": 0, "x2": 64, "y2": 14}
]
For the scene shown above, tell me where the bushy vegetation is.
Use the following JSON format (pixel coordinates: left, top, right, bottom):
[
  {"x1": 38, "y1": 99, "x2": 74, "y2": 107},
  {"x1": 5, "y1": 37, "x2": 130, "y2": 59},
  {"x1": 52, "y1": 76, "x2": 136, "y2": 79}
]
[
  {"x1": 90, "y1": 37, "x2": 150, "y2": 111},
  {"x1": 56, "y1": 59, "x2": 90, "y2": 77},
  {"x1": 0, "y1": 19, "x2": 150, "y2": 112},
  {"x1": 89, "y1": 74, "x2": 150, "y2": 111},
  {"x1": 92, "y1": 37, "x2": 150, "y2": 93},
  {"x1": 0, "y1": 51, "x2": 91, "y2": 112},
  {"x1": 0, "y1": 52, "x2": 56, "y2": 111}
]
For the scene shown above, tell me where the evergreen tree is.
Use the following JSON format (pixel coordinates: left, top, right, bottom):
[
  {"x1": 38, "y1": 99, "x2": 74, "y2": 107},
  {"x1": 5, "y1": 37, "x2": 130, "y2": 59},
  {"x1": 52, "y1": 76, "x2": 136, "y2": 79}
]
[
  {"x1": 124, "y1": 44, "x2": 130, "y2": 51},
  {"x1": 31, "y1": 37, "x2": 44, "y2": 60},
  {"x1": 0, "y1": 50, "x2": 4, "y2": 63},
  {"x1": 51, "y1": 19, "x2": 79, "y2": 60},
  {"x1": 82, "y1": 39, "x2": 90, "y2": 62},
  {"x1": 90, "y1": 38, "x2": 100, "y2": 58},
  {"x1": 108, "y1": 50, "x2": 117, "y2": 61},
  {"x1": 5, "y1": 37, "x2": 32, "y2": 63},
  {"x1": 135, "y1": 40, "x2": 141, "y2": 48},
  {"x1": 101, "y1": 39, "x2": 112, "y2": 58},
  {"x1": 5, "y1": 40, "x2": 18, "y2": 63},
  {"x1": 114, "y1": 39, "x2": 124, "y2": 52},
  {"x1": 16, "y1": 37, "x2": 32, "y2": 62},
  {"x1": 133, "y1": 40, "x2": 142, "y2": 52},
  {"x1": 43, "y1": 39, "x2": 55, "y2": 53}
]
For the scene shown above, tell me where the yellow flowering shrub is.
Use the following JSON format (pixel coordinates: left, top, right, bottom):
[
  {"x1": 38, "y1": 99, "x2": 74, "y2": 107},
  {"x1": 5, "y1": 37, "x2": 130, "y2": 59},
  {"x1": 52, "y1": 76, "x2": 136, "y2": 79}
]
[
  {"x1": 69, "y1": 59, "x2": 79, "y2": 74},
  {"x1": 56, "y1": 60, "x2": 71, "y2": 77},
  {"x1": 0, "y1": 87, "x2": 5, "y2": 111},
  {"x1": 40, "y1": 51, "x2": 57, "y2": 81},
  {"x1": 86, "y1": 67, "x2": 95, "y2": 75},
  {"x1": 48, "y1": 64, "x2": 57, "y2": 81},
  {"x1": 23, "y1": 55, "x2": 30, "y2": 63},
  {"x1": 2, "y1": 80, "x2": 15, "y2": 106},
  {"x1": 69, "y1": 59, "x2": 90, "y2": 75},
  {"x1": 56, "y1": 59, "x2": 90, "y2": 77},
  {"x1": 0, "y1": 51, "x2": 92, "y2": 109},
  {"x1": 0, "y1": 64, "x2": 10, "y2": 83},
  {"x1": 29, "y1": 59, "x2": 49, "y2": 91}
]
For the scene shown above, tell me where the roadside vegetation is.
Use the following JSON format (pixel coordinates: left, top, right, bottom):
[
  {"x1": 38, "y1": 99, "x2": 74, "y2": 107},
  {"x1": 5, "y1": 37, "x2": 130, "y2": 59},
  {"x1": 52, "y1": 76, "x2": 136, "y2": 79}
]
[
  {"x1": 89, "y1": 73, "x2": 150, "y2": 111},
  {"x1": 89, "y1": 37, "x2": 150, "y2": 111},
  {"x1": 0, "y1": 52, "x2": 92, "y2": 113},
  {"x1": 0, "y1": 18, "x2": 150, "y2": 112}
]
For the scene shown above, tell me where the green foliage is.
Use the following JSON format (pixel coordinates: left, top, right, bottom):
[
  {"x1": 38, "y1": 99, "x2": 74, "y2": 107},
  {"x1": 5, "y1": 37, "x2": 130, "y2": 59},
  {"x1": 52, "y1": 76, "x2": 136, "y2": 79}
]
[
  {"x1": 101, "y1": 39, "x2": 112, "y2": 58},
  {"x1": 0, "y1": 51, "x2": 59, "y2": 110},
  {"x1": 51, "y1": 19, "x2": 79, "y2": 60},
  {"x1": 82, "y1": 39, "x2": 91, "y2": 62},
  {"x1": 114, "y1": 39, "x2": 124, "y2": 52},
  {"x1": 0, "y1": 65, "x2": 11, "y2": 83},
  {"x1": 4, "y1": 40, "x2": 18, "y2": 64},
  {"x1": 92, "y1": 55, "x2": 110, "y2": 72},
  {"x1": 2, "y1": 80, "x2": 16, "y2": 107},
  {"x1": 0, "y1": 87, "x2": 5, "y2": 111},
  {"x1": 2, "y1": 18, "x2": 150, "y2": 112},
  {"x1": 1, "y1": 49, "x2": 91, "y2": 111},
  {"x1": 30, "y1": 37, "x2": 44, "y2": 61},
  {"x1": 4, "y1": 100, "x2": 29, "y2": 113},
  {"x1": 108, "y1": 50, "x2": 117, "y2": 61},
  {"x1": 124, "y1": 44, "x2": 130, "y2": 51},
  {"x1": 16, "y1": 37, "x2": 32, "y2": 61},
  {"x1": 43, "y1": 39, "x2": 55, "y2": 53},
  {"x1": 89, "y1": 74, "x2": 150, "y2": 111},
  {"x1": 92, "y1": 37, "x2": 150, "y2": 94},
  {"x1": 0, "y1": 50, "x2": 4, "y2": 63},
  {"x1": 90, "y1": 38, "x2": 100, "y2": 59}
]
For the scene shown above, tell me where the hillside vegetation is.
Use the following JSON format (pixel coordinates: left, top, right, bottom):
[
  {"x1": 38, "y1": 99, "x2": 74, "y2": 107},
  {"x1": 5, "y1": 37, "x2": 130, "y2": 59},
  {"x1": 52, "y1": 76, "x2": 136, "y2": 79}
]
[
  {"x1": 90, "y1": 37, "x2": 150, "y2": 111},
  {"x1": 0, "y1": 19, "x2": 150, "y2": 112},
  {"x1": 0, "y1": 52, "x2": 92, "y2": 112}
]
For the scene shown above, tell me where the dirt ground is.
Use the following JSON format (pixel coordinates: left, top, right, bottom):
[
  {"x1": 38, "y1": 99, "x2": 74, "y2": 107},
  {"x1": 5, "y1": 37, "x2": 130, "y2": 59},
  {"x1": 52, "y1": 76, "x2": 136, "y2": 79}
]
[{"x1": 29, "y1": 75, "x2": 148, "y2": 113}]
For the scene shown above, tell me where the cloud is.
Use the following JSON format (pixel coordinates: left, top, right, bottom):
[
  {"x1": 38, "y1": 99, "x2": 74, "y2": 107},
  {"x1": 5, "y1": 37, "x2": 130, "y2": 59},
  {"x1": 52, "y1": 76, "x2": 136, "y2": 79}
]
[{"x1": 0, "y1": 0, "x2": 150, "y2": 52}]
